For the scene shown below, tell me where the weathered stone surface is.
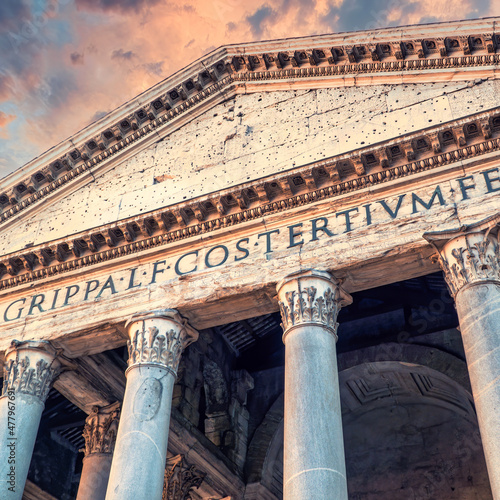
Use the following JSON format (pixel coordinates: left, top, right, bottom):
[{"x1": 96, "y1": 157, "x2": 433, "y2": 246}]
[
  {"x1": 105, "y1": 311, "x2": 197, "y2": 500},
  {"x1": 0, "y1": 342, "x2": 61, "y2": 500},
  {"x1": 278, "y1": 270, "x2": 350, "y2": 500},
  {"x1": 0, "y1": 18, "x2": 499, "y2": 500},
  {"x1": 1, "y1": 158, "x2": 499, "y2": 360},
  {"x1": 4, "y1": 81, "x2": 500, "y2": 255},
  {"x1": 455, "y1": 284, "x2": 500, "y2": 499}
]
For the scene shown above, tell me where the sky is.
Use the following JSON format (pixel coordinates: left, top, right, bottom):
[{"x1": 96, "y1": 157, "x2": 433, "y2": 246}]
[{"x1": 0, "y1": 0, "x2": 497, "y2": 179}]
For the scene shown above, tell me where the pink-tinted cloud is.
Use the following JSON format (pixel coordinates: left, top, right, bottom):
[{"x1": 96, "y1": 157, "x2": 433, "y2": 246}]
[
  {"x1": 0, "y1": 111, "x2": 15, "y2": 139},
  {"x1": 0, "y1": 0, "x2": 498, "y2": 178},
  {"x1": 75, "y1": 0, "x2": 162, "y2": 14},
  {"x1": 0, "y1": 73, "x2": 14, "y2": 103},
  {"x1": 70, "y1": 51, "x2": 84, "y2": 65}
]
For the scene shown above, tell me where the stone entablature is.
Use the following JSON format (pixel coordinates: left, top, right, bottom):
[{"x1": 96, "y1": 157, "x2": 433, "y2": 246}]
[
  {"x1": 1, "y1": 107, "x2": 500, "y2": 291},
  {"x1": 0, "y1": 19, "x2": 499, "y2": 228}
]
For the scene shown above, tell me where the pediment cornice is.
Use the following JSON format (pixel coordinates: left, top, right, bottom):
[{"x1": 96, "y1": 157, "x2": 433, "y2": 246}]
[
  {"x1": 1, "y1": 19, "x2": 500, "y2": 227},
  {"x1": 1, "y1": 106, "x2": 500, "y2": 291}
]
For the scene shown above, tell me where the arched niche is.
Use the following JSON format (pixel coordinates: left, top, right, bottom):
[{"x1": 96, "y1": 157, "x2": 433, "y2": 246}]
[{"x1": 245, "y1": 361, "x2": 492, "y2": 499}]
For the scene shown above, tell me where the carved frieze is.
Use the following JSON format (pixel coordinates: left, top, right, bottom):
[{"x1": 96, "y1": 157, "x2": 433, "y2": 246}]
[
  {"x1": 81, "y1": 402, "x2": 120, "y2": 456},
  {"x1": 2, "y1": 108, "x2": 500, "y2": 292},
  {"x1": 277, "y1": 270, "x2": 352, "y2": 339},
  {"x1": 1, "y1": 22, "x2": 500, "y2": 232},
  {"x1": 1, "y1": 340, "x2": 61, "y2": 402},
  {"x1": 162, "y1": 454, "x2": 205, "y2": 500},
  {"x1": 424, "y1": 215, "x2": 500, "y2": 296},
  {"x1": 126, "y1": 310, "x2": 198, "y2": 374}
]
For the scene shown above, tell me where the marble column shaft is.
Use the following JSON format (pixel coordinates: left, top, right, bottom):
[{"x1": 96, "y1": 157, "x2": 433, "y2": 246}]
[
  {"x1": 105, "y1": 309, "x2": 198, "y2": 500},
  {"x1": 277, "y1": 270, "x2": 352, "y2": 500},
  {"x1": 76, "y1": 402, "x2": 120, "y2": 500},
  {"x1": 0, "y1": 341, "x2": 61, "y2": 500},
  {"x1": 425, "y1": 220, "x2": 500, "y2": 499}
]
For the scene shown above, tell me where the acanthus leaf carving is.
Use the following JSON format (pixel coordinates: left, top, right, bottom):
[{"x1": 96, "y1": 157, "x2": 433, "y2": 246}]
[
  {"x1": 162, "y1": 454, "x2": 205, "y2": 500},
  {"x1": 80, "y1": 402, "x2": 120, "y2": 456},
  {"x1": 439, "y1": 233, "x2": 499, "y2": 296},
  {"x1": 1, "y1": 341, "x2": 61, "y2": 402},
  {"x1": 425, "y1": 219, "x2": 500, "y2": 296},
  {"x1": 277, "y1": 271, "x2": 352, "y2": 339},
  {"x1": 126, "y1": 311, "x2": 198, "y2": 374}
]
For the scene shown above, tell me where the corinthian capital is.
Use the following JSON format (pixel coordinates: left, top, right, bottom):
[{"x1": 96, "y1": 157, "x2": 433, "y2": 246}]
[
  {"x1": 81, "y1": 402, "x2": 120, "y2": 457},
  {"x1": 1, "y1": 340, "x2": 61, "y2": 402},
  {"x1": 424, "y1": 214, "x2": 500, "y2": 297},
  {"x1": 126, "y1": 309, "x2": 198, "y2": 375},
  {"x1": 276, "y1": 269, "x2": 352, "y2": 341},
  {"x1": 163, "y1": 454, "x2": 205, "y2": 500}
]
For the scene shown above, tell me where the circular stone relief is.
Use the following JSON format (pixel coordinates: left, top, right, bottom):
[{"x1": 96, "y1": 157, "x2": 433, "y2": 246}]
[{"x1": 133, "y1": 377, "x2": 163, "y2": 421}]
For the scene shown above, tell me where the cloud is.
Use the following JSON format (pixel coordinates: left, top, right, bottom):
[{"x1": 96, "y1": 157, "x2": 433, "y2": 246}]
[
  {"x1": 75, "y1": 0, "x2": 162, "y2": 13},
  {"x1": 324, "y1": 0, "x2": 493, "y2": 32},
  {"x1": 39, "y1": 72, "x2": 77, "y2": 109},
  {"x1": 91, "y1": 110, "x2": 108, "y2": 121},
  {"x1": 143, "y1": 61, "x2": 164, "y2": 77},
  {"x1": 0, "y1": 111, "x2": 15, "y2": 139},
  {"x1": 0, "y1": 73, "x2": 14, "y2": 102},
  {"x1": 247, "y1": 5, "x2": 276, "y2": 36},
  {"x1": 0, "y1": 0, "x2": 497, "y2": 179},
  {"x1": 111, "y1": 48, "x2": 136, "y2": 61},
  {"x1": 70, "y1": 52, "x2": 84, "y2": 65},
  {"x1": 0, "y1": 0, "x2": 30, "y2": 33}
]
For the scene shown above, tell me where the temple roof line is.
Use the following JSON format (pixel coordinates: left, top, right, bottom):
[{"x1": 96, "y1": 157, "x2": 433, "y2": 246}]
[{"x1": 2, "y1": 18, "x2": 500, "y2": 223}]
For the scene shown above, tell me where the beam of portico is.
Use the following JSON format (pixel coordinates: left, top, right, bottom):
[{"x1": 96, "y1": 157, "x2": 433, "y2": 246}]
[
  {"x1": 38, "y1": 349, "x2": 245, "y2": 499},
  {"x1": 1, "y1": 148, "x2": 500, "y2": 362},
  {"x1": 2, "y1": 163, "x2": 500, "y2": 358}
]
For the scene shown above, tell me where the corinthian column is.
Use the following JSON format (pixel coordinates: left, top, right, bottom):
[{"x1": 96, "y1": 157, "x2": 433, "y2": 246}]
[
  {"x1": 76, "y1": 402, "x2": 120, "y2": 500},
  {"x1": 277, "y1": 270, "x2": 352, "y2": 500},
  {"x1": 105, "y1": 309, "x2": 198, "y2": 500},
  {"x1": 424, "y1": 215, "x2": 500, "y2": 499},
  {"x1": 0, "y1": 340, "x2": 61, "y2": 500}
]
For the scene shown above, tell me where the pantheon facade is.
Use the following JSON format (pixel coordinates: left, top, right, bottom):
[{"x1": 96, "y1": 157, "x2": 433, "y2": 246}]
[{"x1": 0, "y1": 17, "x2": 499, "y2": 500}]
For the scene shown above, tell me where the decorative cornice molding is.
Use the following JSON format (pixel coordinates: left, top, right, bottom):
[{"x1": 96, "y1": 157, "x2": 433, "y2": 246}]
[
  {"x1": 276, "y1": 270, "x2": 352, "y2": 340},
  {"x1": 81, "y1": 402, "x2": 120, "y2": 457},
  {"x1": 424, "y1": 215, "x2": 500, "y2": 296},
  {"x1": 1, "y1": 21, "x2": 500, "y2": 226},
  {"x1": 162, "y1": 454, "x2": 206, "y2": 500},
  {"x1": 1, "y1": 340, "x2": 61, "y2": 402},
  {"x1": 2, "y1": 108, "x2": 500, "y2": 292},
  {"x1": 126, "y1": 310, "x2": 198, "y2": 374}
]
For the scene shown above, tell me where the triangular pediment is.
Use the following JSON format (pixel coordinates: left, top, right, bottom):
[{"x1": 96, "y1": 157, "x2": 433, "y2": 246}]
[{"x1": 1, "y1": 18, "x2": 500, "y2": 286}]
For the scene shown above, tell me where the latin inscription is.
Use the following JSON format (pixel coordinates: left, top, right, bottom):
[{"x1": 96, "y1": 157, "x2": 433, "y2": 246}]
[{"x1": 2, "y1": 169, "x2": 499, "y2": 325}]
